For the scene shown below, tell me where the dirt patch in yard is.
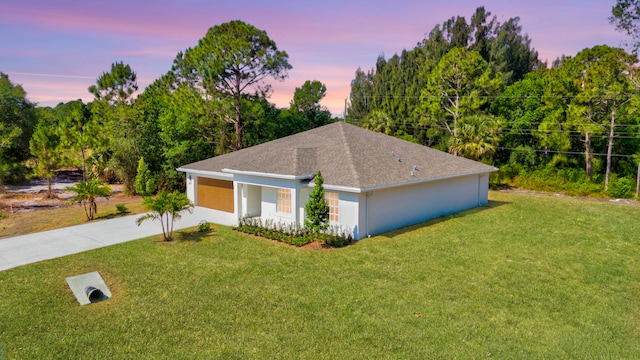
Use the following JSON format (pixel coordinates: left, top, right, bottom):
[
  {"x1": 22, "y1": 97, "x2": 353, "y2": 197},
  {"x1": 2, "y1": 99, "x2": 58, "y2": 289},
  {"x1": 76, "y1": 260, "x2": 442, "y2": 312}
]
[{"x1": 0, "y1": 170, "x2": 125, "y2": 213}]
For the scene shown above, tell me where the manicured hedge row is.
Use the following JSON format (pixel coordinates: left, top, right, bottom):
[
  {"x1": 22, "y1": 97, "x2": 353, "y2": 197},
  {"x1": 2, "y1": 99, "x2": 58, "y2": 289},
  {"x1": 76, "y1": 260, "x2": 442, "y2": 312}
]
[{"x1": 235, "y1": 217, "x2": 352, "y2": 247}]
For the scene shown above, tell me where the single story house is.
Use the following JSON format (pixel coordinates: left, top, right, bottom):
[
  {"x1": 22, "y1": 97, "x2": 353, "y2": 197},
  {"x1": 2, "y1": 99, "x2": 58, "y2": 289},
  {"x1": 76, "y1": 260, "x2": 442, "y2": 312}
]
[{"x1": 177, "y1": 121, "x2": 497, "y2": 240}]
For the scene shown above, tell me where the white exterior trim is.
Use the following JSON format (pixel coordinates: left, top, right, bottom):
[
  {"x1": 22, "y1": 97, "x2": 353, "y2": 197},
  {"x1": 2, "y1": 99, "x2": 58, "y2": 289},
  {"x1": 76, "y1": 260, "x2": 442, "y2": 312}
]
[
  {"x1": 307, "y1": 168, "x2": 496, "y2": 194},
  {"x1": 222, "y1": 168, "x2": 315, "y2": 180},
  {"x1": 358, "y1": 168, "x2": 496, "y2": 193},
  {"x1": 318, "y1": 184, "x2": 362, "y2": 193},
  {"x1": 177, "y1": 168, "x2": 232, "y2": 180},
  {"x1": 179, "y1": 168, "x2": 494, "y2": 241}
]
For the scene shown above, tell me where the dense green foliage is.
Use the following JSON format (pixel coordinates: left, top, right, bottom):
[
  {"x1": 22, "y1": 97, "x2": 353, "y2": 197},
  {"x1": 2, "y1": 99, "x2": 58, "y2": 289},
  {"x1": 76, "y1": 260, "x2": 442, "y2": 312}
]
[
  {"x1": 88, "y1": 62, "x2": 140, "y2": 193},
  {"x1": 348, "y1": 7, "x2": 540, "y2": 142},
  {"x1": 172, "y1": 20, "x2": 292, "y2": 150},
  {"x1": 0, "y1": 21, "x2": 335, "y2": 194},
  {"x1": 29, "y1": 118, "x2": 64, "y2": 197},
  {"x1": 347, "y1": 7, "x2": 640, "y2": 197},
  {"x1": 0, "y1": 72, "x2": 37, "y2": 187},
  {"x1": 1, "y1": 192, "x2": 640, "y2": 358},
  {"x1": 54, "y1": 100, "x2": 99, "y2": 182},
  {"x1": 26, "y1": 101, "x2": 101, "y2": 188},
  {"x1": 2, "y1": 11, "x2": 639, "y2": 198},
  {"x1": 134, "y1": 157, "x2": 156, "y2": 196}
]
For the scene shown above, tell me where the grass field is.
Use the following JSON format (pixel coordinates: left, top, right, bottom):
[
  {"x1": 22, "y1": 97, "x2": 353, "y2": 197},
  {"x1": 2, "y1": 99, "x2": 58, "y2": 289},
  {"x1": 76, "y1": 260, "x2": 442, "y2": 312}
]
[{"x1": 0, "y1": 191, "x2": 639, "y2": 359}]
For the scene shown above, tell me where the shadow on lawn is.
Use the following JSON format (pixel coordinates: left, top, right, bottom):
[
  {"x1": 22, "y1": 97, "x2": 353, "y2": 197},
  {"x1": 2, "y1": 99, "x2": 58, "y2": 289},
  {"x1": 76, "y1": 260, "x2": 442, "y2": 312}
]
[
  {"x1": 97, "y1": 212, "x2": 130, "y2": 221},
  {"x1": 95, "y1": 206, "x2": 135, "y2": 221},
  {"x1": 377, "y1": 199, "x2": 510, "y2": 239},
  {"x1": 174, "y1": 228, "x2": 216, "y2": 243}
]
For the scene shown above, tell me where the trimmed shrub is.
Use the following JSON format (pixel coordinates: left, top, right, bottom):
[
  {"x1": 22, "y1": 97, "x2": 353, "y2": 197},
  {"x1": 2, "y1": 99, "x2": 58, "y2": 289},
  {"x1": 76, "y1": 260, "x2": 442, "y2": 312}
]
[
  {"x1": 115, "y1": 204, "x2": 128, "y2": 214},
  {"x1": 235, "y1": 217, "x2": 352, "y2": 248},
  {"x1": 198, "y1": 221, "x2": 212, "y2": 233}
]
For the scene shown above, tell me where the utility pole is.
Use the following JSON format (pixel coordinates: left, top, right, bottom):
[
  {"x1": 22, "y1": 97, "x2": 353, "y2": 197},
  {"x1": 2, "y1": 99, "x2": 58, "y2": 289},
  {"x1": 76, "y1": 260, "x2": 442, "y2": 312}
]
[{"x1": 343, "y1": 98, "x2": 347, "y2": 122}]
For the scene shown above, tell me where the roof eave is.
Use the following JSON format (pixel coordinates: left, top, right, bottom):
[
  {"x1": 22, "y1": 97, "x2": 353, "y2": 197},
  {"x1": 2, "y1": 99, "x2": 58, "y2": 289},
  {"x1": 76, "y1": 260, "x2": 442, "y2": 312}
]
[
  {"x1": 176, "y1": 168, "x2": 233, "y2": 179},
  {"x1": 308, "y1": 167, "x2": 497, "y2": 194},
  {"x1": 359, "y1": 168, "x2": 498, "y2": 193},
  {"x1": 317, "y1": 184, "x2": 362, "y2": 193},
  {"x1": 222, "y1": 168, "x2": 316, "y2": 181}
]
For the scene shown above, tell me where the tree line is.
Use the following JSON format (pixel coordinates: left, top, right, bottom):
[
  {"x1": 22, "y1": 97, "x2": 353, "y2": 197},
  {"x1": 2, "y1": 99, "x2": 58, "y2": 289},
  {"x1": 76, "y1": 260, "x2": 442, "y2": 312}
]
[
  {"x1": 2, "y1": 5, "x2": 640, "y2": 200},
  {"x1": 0, "y1": 20, "x2": 333, "y2": 197},
  {"x1": 347, "y1": 6, "x2": 640, "y2": 198}
]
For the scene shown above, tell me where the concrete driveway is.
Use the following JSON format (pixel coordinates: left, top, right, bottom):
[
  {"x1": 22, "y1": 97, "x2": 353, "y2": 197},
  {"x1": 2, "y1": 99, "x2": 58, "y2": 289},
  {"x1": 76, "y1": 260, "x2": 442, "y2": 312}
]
[{"x1": 0, "y1": 207, "x2": 232, "y2": 271}]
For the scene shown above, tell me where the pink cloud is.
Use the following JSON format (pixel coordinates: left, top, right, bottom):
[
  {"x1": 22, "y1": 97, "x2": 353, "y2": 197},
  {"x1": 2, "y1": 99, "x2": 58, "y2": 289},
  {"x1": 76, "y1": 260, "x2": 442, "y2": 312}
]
[
  {"x1": 114, "y1": 46, "x2": 180, "y2": 60},
  {"x1": 1, "y1": 0, "x2": 632, "y2": 118},
  {"x1": 269, "y1": 64, "x2": 357, "y2": 116},
  {"x1": 0, "y1": 2, "x2": 201, "y2": 41},
  {"x1": 8, "y1": 76, "x2": 94, "y2": 106},
  {"x1": 5, "y1": 72, "x2": 94, "y2": 80}
]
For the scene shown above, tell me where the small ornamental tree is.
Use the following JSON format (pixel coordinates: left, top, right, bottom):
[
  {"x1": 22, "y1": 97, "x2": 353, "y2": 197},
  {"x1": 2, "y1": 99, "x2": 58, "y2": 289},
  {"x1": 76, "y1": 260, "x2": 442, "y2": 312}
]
[
  {"x1": 29, "y1": 120, "x2": 65, "y2": 198},
  {"x1": 66, "y1": 178, "x2": 113, "y2": 220},
  {"x1": 304, "y1": 170, "x2": 329, "y2": 233},
  {"x1": 136, "y1": 190, "x2": 194, "y2": 241},
  {"x1": 135, "y1": 157, "x2": 156, "y2": 196}
]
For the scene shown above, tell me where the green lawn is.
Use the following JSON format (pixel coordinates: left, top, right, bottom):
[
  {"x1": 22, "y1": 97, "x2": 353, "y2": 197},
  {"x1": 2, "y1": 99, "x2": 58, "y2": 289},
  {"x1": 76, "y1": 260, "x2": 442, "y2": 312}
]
[{"x1": 1, "y1": 192, "x2": 639, "y2": 359}]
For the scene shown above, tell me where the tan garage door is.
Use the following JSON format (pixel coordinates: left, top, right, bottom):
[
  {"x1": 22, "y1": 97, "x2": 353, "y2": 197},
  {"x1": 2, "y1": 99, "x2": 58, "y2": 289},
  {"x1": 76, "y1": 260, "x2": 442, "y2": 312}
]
[{"x1": 197, "y1": 178, "x2": 234, "y2": 213}]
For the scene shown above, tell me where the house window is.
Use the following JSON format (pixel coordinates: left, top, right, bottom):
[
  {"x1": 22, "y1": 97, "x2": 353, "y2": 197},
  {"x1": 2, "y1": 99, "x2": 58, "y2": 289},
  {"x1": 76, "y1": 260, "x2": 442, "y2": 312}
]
[
  {"x1": 277, "y1": 188, "x2": 291, "y2": 213},
  {"x1": 325, "y1": 191, "x2": 339, "y2": 222}
]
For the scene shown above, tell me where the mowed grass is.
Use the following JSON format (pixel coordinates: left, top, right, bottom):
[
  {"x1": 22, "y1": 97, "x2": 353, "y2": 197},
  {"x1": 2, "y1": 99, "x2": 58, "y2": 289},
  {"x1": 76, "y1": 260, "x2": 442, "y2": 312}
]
[{"x1": 0, "y1": 192, "x2": 639, "y2": 359}]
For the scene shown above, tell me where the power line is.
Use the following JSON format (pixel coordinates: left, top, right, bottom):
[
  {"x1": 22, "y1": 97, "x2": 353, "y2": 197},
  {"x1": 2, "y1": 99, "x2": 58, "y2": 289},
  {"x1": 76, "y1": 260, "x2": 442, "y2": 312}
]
[
  {"x1": 494, "y1": 129, "x2": 640, "y2": 138},
  {"x1": 348, "y1": 117, "x2": 640, "y2": 128},
  {"x1": 349, "y1": 120, "x2": 640, "y2": 138},
  {"x1": 503, "y1": 122, "x2": 639, "y2": 128},
  {"x1": 349, "y1": 94, "x2": 638, "y2": 100},
  {"x1": 346, "y1": 119, "x2": 639, "y2": 157},
  {"x1": 495, "y1": 147, "x2": 634, "y2": 158}
]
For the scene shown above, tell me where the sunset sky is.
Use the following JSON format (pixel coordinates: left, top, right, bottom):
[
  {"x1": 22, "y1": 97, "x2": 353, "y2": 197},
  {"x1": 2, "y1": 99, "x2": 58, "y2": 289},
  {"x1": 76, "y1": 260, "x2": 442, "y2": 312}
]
[{"x1": 0, "y1": 0, "x2": 628, "y2": 116}]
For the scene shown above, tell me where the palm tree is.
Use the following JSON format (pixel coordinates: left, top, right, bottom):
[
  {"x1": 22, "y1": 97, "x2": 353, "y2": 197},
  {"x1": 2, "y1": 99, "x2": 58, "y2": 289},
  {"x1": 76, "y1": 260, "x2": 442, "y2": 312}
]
[
  {"x1": 362, "y1": 110, "x2": 395, "y2": 135},
  {"x1": 65, "y1": 178, "x2": 113, "y2": 220},
  {"x1": 136, "y1": 191, "x2": 194, "y2": 241},
  {"x1": 448, "y1": 115, "x2": 501, "y2": 161}
]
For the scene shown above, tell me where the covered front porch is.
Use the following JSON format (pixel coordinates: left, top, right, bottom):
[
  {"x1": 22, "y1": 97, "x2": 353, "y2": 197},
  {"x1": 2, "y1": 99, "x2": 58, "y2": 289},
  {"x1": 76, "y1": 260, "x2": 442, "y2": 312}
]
[
  {"x1": 182, "y1": 171, "x2": 314, "y2": 230},
  {"x1": 234, "y1": 181, "x2": 309, "y2": 229}
]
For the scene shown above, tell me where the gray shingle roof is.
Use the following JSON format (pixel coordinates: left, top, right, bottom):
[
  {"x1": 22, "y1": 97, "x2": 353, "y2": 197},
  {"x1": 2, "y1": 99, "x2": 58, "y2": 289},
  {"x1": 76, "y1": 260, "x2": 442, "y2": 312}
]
[{"x1": 178, "y1": 122, "x2": 497, "y2": 191}]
